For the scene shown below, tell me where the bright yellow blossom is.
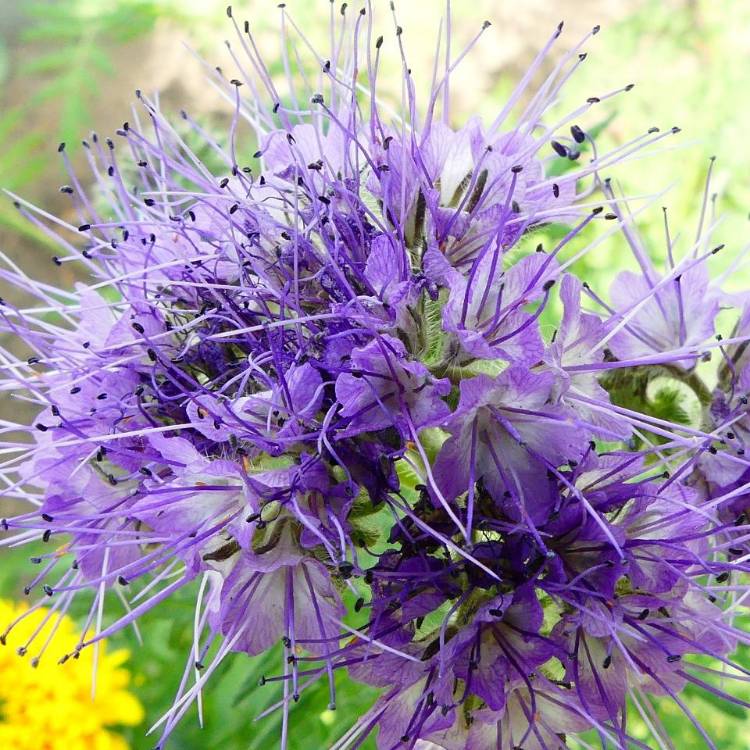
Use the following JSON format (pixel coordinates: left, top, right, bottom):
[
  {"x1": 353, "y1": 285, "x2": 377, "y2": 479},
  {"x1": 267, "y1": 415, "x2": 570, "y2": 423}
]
[{"x1": 0, "y1": 599, "x2": 144, "y2": 750}]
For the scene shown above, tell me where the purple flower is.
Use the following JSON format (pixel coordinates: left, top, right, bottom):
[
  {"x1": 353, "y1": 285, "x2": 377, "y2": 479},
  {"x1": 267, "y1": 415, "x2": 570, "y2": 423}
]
[
  {"x1": 546, "y1": 274, "x2": 631, "y2": 439},
  {"x1": 335, "y1": 335, "x2": 451, "y2": 437},
  {"x1": 441, "y1": 250, "x2": 558, "y2": 364},
  {"x1": 433, "y1": 366, "x2": 586, "y2": 524},
  {"x1": 608, "y1": 251, "x2": 720, "y2": 370}
]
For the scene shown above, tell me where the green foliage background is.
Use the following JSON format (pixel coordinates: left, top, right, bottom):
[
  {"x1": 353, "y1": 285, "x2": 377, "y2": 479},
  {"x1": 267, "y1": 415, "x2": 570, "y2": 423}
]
[{"x1": 1, "y1": 1, "x2": 750, "y2": 748}]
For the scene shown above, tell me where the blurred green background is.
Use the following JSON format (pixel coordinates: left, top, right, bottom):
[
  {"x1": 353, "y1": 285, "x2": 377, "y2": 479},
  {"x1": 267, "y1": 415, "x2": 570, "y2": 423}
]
[{"x1": 1, "y1": 0, "x2": 750, "y2": 748}]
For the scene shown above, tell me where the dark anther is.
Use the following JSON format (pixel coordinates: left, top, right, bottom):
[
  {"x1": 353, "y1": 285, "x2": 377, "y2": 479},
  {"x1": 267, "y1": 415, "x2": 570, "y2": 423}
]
[
  {"x1": 375, "y1": 35, "x2": 384, "y2": 49},
  {"x1": 571, "y1": 125, "x2": 585, "y2": 143},
  {"x1": 338, "y1": 561, "x2": 354, "y2": 579},
  {"x1": 42, "y1": 513, "x2": 53, "y2": 522},
  {"x1": 511, "y1": 164, "x2": 523, "y2": 174},
  {"x1": 35, "y1": 423, "x2": 48, "y2": 432},
  {"x1": 666, "y1": 654, "x2": 681, "y2": 663},
  {"x1": 602, "y1": 654, "x2": 612, "y2": 669},
  {"x1": 78, "y1": 224, "x2": 91, "y2": 232},
  {"x1": 552, "y1": 183, "x2": 560, "y2": 197},
  {"x1": 144, "y1": 198, "x2": 155, "y2": 207},
  {"x1": 42, "y1": 530, "x2": 52, "y2": 543},
  {"x1": 550, "y1": 140, "x2": 567, "y2": 157}
]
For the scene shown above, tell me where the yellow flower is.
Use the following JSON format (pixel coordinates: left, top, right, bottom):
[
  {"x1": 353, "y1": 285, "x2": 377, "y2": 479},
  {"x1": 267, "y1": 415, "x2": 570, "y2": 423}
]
[{"x1": 0, "y1": 599, "x2": 144, "y2": 750}]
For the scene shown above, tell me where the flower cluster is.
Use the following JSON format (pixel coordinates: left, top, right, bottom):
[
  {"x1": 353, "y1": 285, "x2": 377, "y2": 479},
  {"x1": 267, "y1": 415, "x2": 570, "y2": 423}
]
[{"x1": 1, "y1": 4, "x2": 749, "y2": 750}]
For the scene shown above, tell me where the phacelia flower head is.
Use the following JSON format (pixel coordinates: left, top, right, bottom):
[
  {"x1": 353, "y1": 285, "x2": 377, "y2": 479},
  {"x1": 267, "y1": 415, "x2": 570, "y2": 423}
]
[{"x1": 1, "y1": 4, "x2": 749, "y2": 750}]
